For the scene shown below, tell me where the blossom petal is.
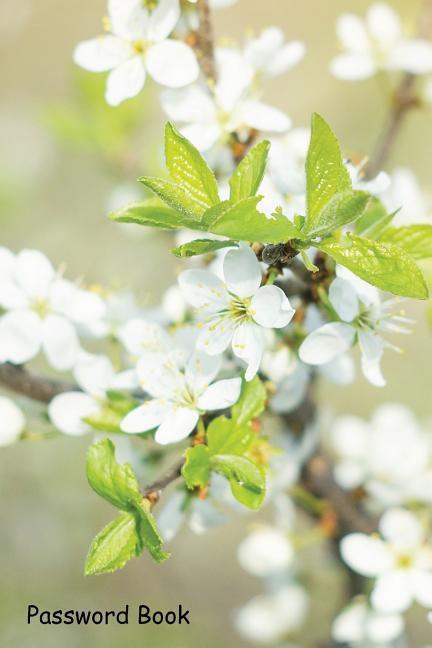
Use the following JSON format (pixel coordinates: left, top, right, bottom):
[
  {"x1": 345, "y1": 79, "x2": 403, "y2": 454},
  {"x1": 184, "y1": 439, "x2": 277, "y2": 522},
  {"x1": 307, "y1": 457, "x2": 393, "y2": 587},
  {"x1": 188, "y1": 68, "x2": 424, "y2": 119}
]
[
  {"x1": 14, "y1": 249, "x2": 54, "y2": 299},
  {"x1": 161, "y1": 85, "x2": 216, "y2": 123},
  {"x1": 387, "y1": 39, "x2": 432, "y2": 74},
  {"x1": 178, "y1": 269, "x2": 229, "y2": 311},
  {"x1": 236, "y1": 100, "x2": 291, "y2": 132},
  {"x1": 329, "y1": 278, "x2": 359, "y2": 322},
  {"x1": 196, "y1": 318, "x2": 235, "y2": 355},
  {"x1": 215, "y1": 48, "x2": 254, "y2": 111},
  {"x1": 48, "y1": 392, "x2": 97, "y2": 436},
  {"x1": 73, "y1": 36, "x2": 132, "y2": 72},
  {"x1": 105, "y1": 56, "x2": 146, "y2": 106},
  {"x1": 232, "y1": 322, "x2": 264, "y2": 381},
  {"x1": 252, "y1": 285, "x2": 295, "y2": 328},
  {"x1": 108, "y1": 0, "x2": 149, "y2": 39},
  {"x1": 223, "y1": 245, "x2": 262, "y2": 298},
  {"x1": 331, "y1": 415, "x2": 369, "y2": 459},
  {"x1": 299, "y1": 322, "x2": 356, "y2": 365},
  {"x1": 0, "y1": 310, "x2": 42, "y2": 364},
  {"x1": 365, "y1": 609, "x2": 404, "y2": 643},
  {"x1": 185, "y1": 350, "x2": 221, "y2": 393},
  {"x1": 136, "y1": 351, "x2": 185, "y2": 399},
  {"x1": 180, "y1": 123, "x2": 221, "y2": 151},
  {"x1": 197, "y1": 377, "x2": 242, "y2": 410},
  {"x1": 366, "y1": 2, "x2": 401, "y2": 46},
  {"x1": 118, "y1": 318, "x2": 171, "y2": 355},
  {"x1": 42, "y1": 315, "x2": 80, "y2": 371},
  {"x1": 330, "y1": 53, "x2": 375, "y2": 80},
  {"x1": 155, "y1": 407, "x2": 199, "y2": 444},
  {"x1": 147, "y1": 0, "x2": 180, "y2": 42},
  {"x1": 0, "y1": 396, "x2": 25, "y2": 447},
  {"x1": 121, "y1": 399, "x2": 172, "y2": 433},
  {"x1": 371, "y1": 572, "x2": 413, "y2": 613},
  {"x1": 74, "y1": 353, "x2": 114, "y2": 396},
  {"x1": 146, "y1": 41, "x2": 199, "y2": 87},
  {"x1": 340, "y1": 533, "x2": 393, "y2": 577},
  {"x1": 358, "y1": 329, "x2": 385, "y2": 387},
  {"x1": 336, "y1": 14, "x2": 370, "y2": 52},
  {"x1": 412, "y1": 570, "x2": 432, "y2": 608},
  {"x1": 379, "y1": 508, "x2": 423, "y2": 550}
]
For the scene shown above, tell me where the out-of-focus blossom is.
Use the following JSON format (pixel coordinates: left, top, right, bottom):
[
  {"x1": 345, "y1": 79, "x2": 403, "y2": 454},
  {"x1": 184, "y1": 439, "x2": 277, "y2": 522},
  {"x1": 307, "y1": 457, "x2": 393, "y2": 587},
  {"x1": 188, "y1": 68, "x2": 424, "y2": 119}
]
[
  {"x1": 161, "y1": 48, "x2": 291, "y2": 152},
  {"x1": 0, "y1": 396, "x2": 25, "y2": 447},
  {"x1": 341, "y1": 508, "x2": 432, "y2": 613},
  {"x1": 382, "y1": 167, "x2": 432, "y2": 226},
  {"x1": 331, "y1": 2, "x2": 432, "y2": 80},
  {"x1": 237, "y1": 526, "x2": 294, "y2": 577},
  {"x1": 235, "y1": 584, "x2": 308, "y2": 644},
  {"x1": 332, "y1": 597, "x2": 404, "y2": 645},
  {"x1": 121, "y1": 350, "x2": 241, "y2": 444},
  {"x1": 244, "y1": 27, "x2": 305, "y2": 81},
  {"x1": 330, "y1": 404, "x2": 432, "y2": 505},
  {"x1": 0, "y1": 249, "x2": 106, "y2": 371},
  {"x1": 299, "y1": 266, "x2": 412, "y2": 387},
  {"x1": 179, "y1": 245, "x2": 295, "y2": 380},
  {"x1": 74, "y1": 0, "x2": 199, "y2": 106}
]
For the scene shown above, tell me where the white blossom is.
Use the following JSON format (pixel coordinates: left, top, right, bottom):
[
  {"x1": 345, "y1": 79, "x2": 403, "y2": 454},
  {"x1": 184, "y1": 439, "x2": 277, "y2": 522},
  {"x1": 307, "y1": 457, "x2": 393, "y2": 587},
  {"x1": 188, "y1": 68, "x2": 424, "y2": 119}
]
[
  {"x1": 332, "y1": 597, "x2": 404, "y2": 646},
  {"x1": 161, "y1": 47, "x2": 291, "y2": 152},
  {"x1": 0, "y1": 249, "x2": 106, "y2": 371},
  {"x1": 74, "y1": 0, "x2": 199, "y2": 106},
  {"x1": 121, "y1": 349, "x2": 241, "y2": 444},
  {"x1": 382, "y1": 167, "x2": 432, "y2": 226},
  {"x1": 0, "y1": 396, "x2": 25, "y2": 447},
  {"x1": 179, "y1": 245, "x2": 295, "y2": 380},
  {"x1": 330, "y1": 404, "x2": 432, "y2": 505},
  {"x1": 243, "y1": 27, "x2": 305, "y2": 81},
  {"x1": 237, "y1": 526, "x2": 294, "y2": 577},
  {"x1": 234, "y1": 584, "x2": 308, "y2": 644},
  {"x1": 299, "y1": 266, "x2": 412, "y2": 386},
  {"x1": 331, "y1": 2, "x2": 432, "y2": 80},
  {"x1": 341, "y1": 508, "x2": 432, "y2": 613}
]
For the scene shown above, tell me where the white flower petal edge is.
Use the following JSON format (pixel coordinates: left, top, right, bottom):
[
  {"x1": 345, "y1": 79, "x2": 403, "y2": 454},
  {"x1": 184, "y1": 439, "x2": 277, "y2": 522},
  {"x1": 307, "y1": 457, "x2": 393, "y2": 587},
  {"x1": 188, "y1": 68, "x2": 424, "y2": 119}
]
[
  {"x1": 48, "y1": 392, "x2": 98, "y2": 436},
  {"x1": 0, "y1": 396, "x2": 26, "y2": 446}
]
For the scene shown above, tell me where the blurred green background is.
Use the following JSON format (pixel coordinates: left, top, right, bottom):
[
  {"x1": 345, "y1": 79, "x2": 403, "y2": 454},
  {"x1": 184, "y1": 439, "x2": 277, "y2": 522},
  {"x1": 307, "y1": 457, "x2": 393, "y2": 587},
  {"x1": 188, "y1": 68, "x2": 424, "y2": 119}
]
[{"x1": 1, "y1": 0, "x2": 432, "y2": 646}]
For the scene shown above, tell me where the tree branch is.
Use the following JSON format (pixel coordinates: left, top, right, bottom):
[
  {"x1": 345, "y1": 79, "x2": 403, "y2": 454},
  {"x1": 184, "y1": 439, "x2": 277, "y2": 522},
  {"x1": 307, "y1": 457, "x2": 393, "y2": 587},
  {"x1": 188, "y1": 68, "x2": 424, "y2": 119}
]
[
  {"x1": 142, "y1": 459, "x2": 184, "y2": 499},
  {"x1": 196, "y1": 0, "x2": 216, "y2": 83},
  {"x1": 0, "y1": 363, "x2": 76, "y2": 403}
]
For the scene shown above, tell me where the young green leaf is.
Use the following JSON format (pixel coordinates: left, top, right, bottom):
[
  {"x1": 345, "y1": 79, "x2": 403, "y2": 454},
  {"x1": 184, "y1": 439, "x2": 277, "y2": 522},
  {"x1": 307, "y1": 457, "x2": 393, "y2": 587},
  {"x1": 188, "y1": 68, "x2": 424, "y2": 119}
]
[
  {"x1": 208, "y1": 197, "x2": 301, "y2": 244},
  {"x1": 86, "y1": 439, "x2": 141, "y2": 511},
  {"x1": 302, "y1": 190, "x2": 370, "y2": 238},
  {"x1": 305, "y1": 113, "x2": 351, "y2": 232},
  {"x1": 171, "y1": 238, "x2": 238, "y2": 258},
  {"x1": 231, "y1": 376, "x2": 267, "y2": 426},
  {"x1": 379, "y1": 224, "x2": 432, "y2": 260},
  {"x1": 182, "y1": 445, "x2": 210, "y2": 489},
  {"x1": 300, "y1": 250, "x2": 319, "y2": 272},
  {"x1": 206, "y1": 416, "x2": 254, "y2": 456},
  {"x1": 229, "y1": 140, "x2": 270, "y2": 202},
  {"x1": 354, "y1": 197, "x2": 396, "y2": 237},
  {"x1": 134, "y1": 499, "x2": 170, "y2": 563},
  {"x1": 85, "y1": 512, "x2": 137, "y2": 576},
  {"x1": 138, "y1": 177, "x2": 206, "y2": 220},
  {"x1": 165, "y1": 122, "x2": 219, "y2": 212},
  {"x1": 211, "y1": 454, "x2": 266, "y2": 510},
  {"x1": 319, "y1": 233, "x2": 429, "y2": 299},
  {"x1": 109, "y1": 197, "x2": 198, "y2": 229}
]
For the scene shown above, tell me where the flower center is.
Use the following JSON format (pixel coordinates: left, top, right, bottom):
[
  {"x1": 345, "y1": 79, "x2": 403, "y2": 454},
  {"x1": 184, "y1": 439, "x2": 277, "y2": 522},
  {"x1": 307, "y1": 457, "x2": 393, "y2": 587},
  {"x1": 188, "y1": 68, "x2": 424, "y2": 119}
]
[
  {"x1": 132, "y1": 39, "x2": 148, "y2": 55},
  {"x1": 31, "y1": 298, "x2": 50, "y2": 319},
  {"x1": 227, "y1": 295, "x2": 253, "y2": 325},
  {"x1": 396, "y1": 553, "x2": 414, "y2": 569}
]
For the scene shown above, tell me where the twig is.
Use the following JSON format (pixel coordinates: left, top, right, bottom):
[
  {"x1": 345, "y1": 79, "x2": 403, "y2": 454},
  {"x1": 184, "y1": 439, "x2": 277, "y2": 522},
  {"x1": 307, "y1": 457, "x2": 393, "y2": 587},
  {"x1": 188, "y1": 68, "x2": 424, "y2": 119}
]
[
  {"x1": 365, "y1": 0, "x2": 432, "y2": 178},
  {"x1": 142, "y1": 459, "x2": 185, "y2": 498},
  {"x1": 196, "y1": 0, "x2": 216, "y2": 83},
  {"x1": 0, "y1": 363, "x2": 76, "y2": 403}
]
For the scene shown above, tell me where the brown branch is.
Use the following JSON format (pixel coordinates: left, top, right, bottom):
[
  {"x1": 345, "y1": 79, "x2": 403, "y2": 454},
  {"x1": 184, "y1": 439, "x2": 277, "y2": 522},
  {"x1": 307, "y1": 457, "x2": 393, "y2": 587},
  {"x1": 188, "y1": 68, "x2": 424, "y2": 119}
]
[
  {"x1": 365, "y1": 0, "x2": 432, "y2": 178},
  {"x1": 142, "y1": 459, "x2": 185, "y2": 499},
  {"x1": 196, "y1": 0, "x2": 216, "y2": 83},
  {"x1": 0, "y1": 363, "x2": 76, "y2": 403}
]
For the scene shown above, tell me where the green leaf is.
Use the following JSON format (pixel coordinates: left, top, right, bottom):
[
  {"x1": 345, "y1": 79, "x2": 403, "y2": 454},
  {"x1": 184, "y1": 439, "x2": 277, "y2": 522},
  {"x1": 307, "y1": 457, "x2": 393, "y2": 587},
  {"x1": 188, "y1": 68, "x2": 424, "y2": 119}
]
[
  {"x1": 207, "y1": 416, "x2": 254, "y2": 456},
  {"x1": 171, "y1": 238, "x2": 238, "y2": 258},
  {"x1": 85, "y1": 512, "x2": 137, "y2": 576},
  {"x1": 109, "y1": 197, "x2": 197, "y2": 229},
  {"x1": 305, "y1": 113, "x2": 351, "y2": 232},
  {"x1": 211, "y1": 455, "x2": 266, "y2": 510},
  {"x1": 182, "y1": 445, "x2": 210, "y2": 489},
  {"x1": 138, "y1": 177, "x2": 206, "y2": 220},
  {"x1": 231, "y1": 376, "x2": 267, "y2": 426},
  {"x1": 300, "y1": 250, "x2": 319, "y2": 272},
  {"x1": 86, "y1": 439, "x2": 141, "y2": 511},
  {"x1": 229, "y1": 140, "x2": 270, "y2": 202},
  {"x1": 208, "y1": 197, "x2": 300, "y2": 244},
  {"x1": 134, "y1": 499, "x2": 170, "y2": 563},
  {"x1": 302, "y1": 190, "x2": 370, "y2": 238},
  {"x1": 319, "y1": 233, "x2": 429, "y2": 299},
  {"x1": 379, "y1": 225, "x2": 432, "y2": 260},
  {"x1": 165, "y1": 122, "x2": 219, "y2": 214},
  {"x1": 354, "y1": 197, "x2": 396, "y2": 237}
]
